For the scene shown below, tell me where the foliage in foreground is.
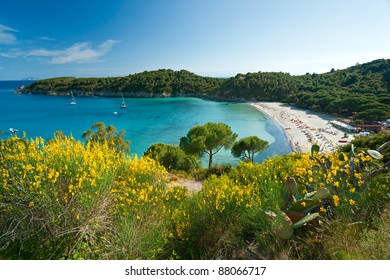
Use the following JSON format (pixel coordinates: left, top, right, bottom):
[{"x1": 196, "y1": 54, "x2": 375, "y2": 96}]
[
  {"x1": 340, "y1": 131, "x2": 390, "y2": 162},
  {"x1": 0, "y1": 134, "x2": 388, "y2": 259},
  {"x1": 0, "y1": 136, "x2": 168, "y2": 259}
]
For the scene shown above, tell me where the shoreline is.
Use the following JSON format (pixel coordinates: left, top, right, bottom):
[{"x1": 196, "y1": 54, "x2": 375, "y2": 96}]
[{"x1": 250, "y1": 102, "x2": 354, "y2": 153}]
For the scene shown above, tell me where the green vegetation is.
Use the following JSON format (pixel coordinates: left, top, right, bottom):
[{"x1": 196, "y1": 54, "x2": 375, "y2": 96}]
[
  {"x1": 0, "y1": 123, "x2": 388, "y2": 260},
  {"x1": 286, "y1": 59, "x2": 390, "y2": 121},
  {"x1": 25, "y1": 69, "x2": 224, "y2": 95},
  {"x1": 81, "y1": 122, "x2": 130, "y2": 153},
  {"x1": 21, "y1": 59, "x2": 390, "y2": 121},
  {"x1": 340, "y1": 131, "x2": 390, "y2": 162},
  {"x1": 231, "y1": 136, "x2": 269, "y2": 163},
  {"x1": 145, "y1": 124, "x2": 268, "y2": 177},
  {"x1": 179, "y1": 122, "x2": 238, "y2": 168},
  {"x1": 143, "y1": 143, "x2": 200, "y2": 173},
  {"x1": 217, "y1": 71, "x2": 298, "y2": 101}
]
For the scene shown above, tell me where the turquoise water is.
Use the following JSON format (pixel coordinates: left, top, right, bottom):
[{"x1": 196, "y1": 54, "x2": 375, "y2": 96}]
[{"x1": 0, "y1": 81, "x2": 291, "y2": 165}]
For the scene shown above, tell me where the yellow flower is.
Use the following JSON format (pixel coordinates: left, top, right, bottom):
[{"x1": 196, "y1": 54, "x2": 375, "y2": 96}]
[
  {"x1": 333, "y1": 195, "x2": 340, "y2": 207},
  {"x1": 301, "y1": 202, "x2": 306, "y2": 207},
  {"x1": 320, "y1": 206, "x2": 327, "y2": 213},
  {"x1": 28, "y1": 201, "x2": 34, "y2": 208},
  {"x1": 349, "y1": 199, "x2": 355, "y2": 206},
  {"x1": 354, "y1": 172, "x2": 363, "y2": 180}
]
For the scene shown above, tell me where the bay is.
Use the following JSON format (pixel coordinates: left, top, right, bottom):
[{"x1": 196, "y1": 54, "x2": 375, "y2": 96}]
[{"x1": 0, "y1": 81, "x2": 291, "y2": 165}]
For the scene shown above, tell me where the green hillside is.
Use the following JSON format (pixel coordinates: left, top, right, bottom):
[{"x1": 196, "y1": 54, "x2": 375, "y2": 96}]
[
  {"x1": 24, "y1": 69, "x2": 224, "y2": 96},
  {"x1": 21, "y1": 59, "x2": 390, "y2": 121}
]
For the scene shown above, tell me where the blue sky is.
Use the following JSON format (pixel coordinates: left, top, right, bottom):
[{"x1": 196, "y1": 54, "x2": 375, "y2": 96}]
[{"x1": 1, "y1": 0, "x2": 390, "y2": 80}]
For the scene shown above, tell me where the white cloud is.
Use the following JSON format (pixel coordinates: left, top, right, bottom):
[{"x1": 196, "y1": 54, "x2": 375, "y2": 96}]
[
  {"x1": 29, "y1": 40, "x2": 120, "y2": 64},
  {"x1": 0, "y1": 24, "x2": 18, "y2": 45},
  {"x1": 27, "y1": 49, "x2": 56, "y2": 57},
  {"x1": 0, "y1": 52, "x2": 16, "y2": 58},
  {"x1": 99, "y1": 39, "x2": 119, "y2": 52},
  {"x1": 39, "y1": 36, "x2": 56, "y2": 41},
  {"x1": 1, "y1": 39, "x2": 120, "y2": 64}
]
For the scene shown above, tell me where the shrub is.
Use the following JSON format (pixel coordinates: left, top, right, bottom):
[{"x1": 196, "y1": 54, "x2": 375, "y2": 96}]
[
  {"x1": 1, "y1": 132, "x2": 388, "y2": 260},
  {"x1": 144, "y1": 143, "x2": 200, "y2": 173},
  {"x1": 0, "y1": 136, "x2": 172, "y2": 259}
]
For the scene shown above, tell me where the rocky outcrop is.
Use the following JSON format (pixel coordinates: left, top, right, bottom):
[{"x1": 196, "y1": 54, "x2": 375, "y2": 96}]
[{"x1": 14, "y1": 87, "x2": 248, "y2": 103}]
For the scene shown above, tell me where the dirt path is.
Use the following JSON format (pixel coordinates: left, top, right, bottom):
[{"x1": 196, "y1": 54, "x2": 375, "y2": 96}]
[{"x1": 167, "y1": 174, "x2": 203, "y2": 193}]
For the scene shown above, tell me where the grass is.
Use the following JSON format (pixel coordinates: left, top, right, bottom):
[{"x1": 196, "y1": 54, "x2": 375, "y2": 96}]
[{"x1": 322, "y1": 207, "x2": 389, "y2": 260}]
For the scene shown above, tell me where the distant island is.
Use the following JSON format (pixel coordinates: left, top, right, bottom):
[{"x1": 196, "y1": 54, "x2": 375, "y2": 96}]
[
  {"x1": 22, "y1": 77, "x2": 39, "y2": 81},
  {"x1": 16, "y1": 58, "x2": 390, "y2": 122}
]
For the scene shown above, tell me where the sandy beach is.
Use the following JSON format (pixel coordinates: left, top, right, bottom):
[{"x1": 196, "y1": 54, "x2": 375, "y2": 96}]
[{"x1": 250, "y1": 102, "x2": 355, "y2": 153}]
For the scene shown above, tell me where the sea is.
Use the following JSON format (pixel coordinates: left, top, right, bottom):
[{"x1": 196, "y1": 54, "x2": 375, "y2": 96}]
[{"x1": 0, "y1": 80, "x2": 291, "y2": 165}]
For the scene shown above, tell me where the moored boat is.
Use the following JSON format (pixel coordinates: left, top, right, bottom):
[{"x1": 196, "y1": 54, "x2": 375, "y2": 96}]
[
  {"x1": 70, "y1": 90, "x2": 76, "y2": 105},
  {"x1": 120, "y1": 94, "x2": 126, "y2": 108}
]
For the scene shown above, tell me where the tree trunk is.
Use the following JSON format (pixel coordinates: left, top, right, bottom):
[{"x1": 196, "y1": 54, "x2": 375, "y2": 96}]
[{"x1": 208, "y1": 151, "x2": 213, "y2": 169}]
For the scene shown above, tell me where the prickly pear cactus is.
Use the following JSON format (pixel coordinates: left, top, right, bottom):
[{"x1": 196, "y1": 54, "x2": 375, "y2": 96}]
[{"x1": 271, "y1": 211, "x2": 293, "y2": 239}]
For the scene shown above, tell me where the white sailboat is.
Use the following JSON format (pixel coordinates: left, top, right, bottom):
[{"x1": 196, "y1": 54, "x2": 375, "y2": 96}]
[
  {"x1": 120, "y1": 94, "x2": 126, "y2": 108},
  {"x1": 70, "y1": 90, "x2": 76, "y2": 105}
]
